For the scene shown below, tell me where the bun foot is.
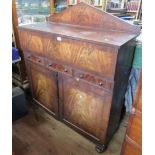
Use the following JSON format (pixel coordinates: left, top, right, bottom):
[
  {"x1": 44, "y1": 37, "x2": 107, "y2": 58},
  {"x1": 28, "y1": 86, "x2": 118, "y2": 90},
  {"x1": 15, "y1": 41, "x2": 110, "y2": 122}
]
[{"x1": 95, "y1": 144, "x2": 106, "y2": 153}]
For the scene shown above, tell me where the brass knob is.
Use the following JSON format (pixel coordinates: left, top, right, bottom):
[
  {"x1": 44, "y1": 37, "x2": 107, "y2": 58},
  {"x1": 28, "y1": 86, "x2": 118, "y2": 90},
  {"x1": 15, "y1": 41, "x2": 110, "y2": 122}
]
[
  {"x1": 75, "y1": 77, "x2": 80, "y2": 82},
  {"x1": 99, "y1": 82, "x2": 103, "y2": 86},
  {"x1": 38, "y1": 59, "x2": 41, "y2": 63},
  {"x1": 79, "y1": 74, "x2": 84, "y2": 78},
  {"x1": 64, "y1": 68, "x2": 68, "y2": 72}
]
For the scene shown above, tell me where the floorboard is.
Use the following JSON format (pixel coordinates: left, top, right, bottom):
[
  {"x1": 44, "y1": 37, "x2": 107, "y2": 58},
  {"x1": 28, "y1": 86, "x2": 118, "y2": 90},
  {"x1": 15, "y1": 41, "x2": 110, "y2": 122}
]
[{"x1": 13, "y1": 106, "x2": 128, "y2": 155}]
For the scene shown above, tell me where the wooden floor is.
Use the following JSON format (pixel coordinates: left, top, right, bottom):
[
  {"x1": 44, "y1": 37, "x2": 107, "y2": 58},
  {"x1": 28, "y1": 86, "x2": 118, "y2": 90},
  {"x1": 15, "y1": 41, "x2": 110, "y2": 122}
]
[{"x1": 13, "y1": 105, "x2": 128, "y2": 155}]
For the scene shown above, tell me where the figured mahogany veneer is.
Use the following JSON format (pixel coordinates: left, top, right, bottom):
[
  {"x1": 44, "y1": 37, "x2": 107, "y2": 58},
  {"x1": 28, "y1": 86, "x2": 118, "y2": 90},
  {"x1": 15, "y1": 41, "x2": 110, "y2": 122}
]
[
  {"x1": 58, "y1": 75, "x2": 112, "y2": 142},
  {"x1": 20, "y1": 31, "x2": 118, "y2": 79},
  {"x1": 19, "y1": 3, "x2": 140, "y2": 152},
  {"x1": 26, "y1": 61, "x2": 58, "y2": 117}
]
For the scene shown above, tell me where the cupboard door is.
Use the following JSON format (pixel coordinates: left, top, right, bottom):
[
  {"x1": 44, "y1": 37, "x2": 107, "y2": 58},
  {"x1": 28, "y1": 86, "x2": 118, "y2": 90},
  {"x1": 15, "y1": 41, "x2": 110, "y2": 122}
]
[
  {"x1": 26, "y1": 61, "x2": 58, "y2": 116},
  {"x1": 59, "y1": 74, "x2": 112, "y2": 142}
]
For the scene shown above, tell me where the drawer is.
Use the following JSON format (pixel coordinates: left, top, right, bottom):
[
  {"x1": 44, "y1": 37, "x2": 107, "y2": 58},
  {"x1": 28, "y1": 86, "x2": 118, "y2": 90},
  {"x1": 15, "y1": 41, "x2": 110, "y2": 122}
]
[
  {"x1": 45, "y1": 59, "x2": 73, "y2": 77},
  {"x1": 73, "y1": 69, "x2": 114, "y2": 92},
  {"x1": 24, "y1": 52, "x2": 45, "y2": 66},
  {"x1": 19, "y1": 30, "x2": 44, "y2": 55},
  {"x1": 44, "y1": 36, "x2": 118, "y2": 79}
]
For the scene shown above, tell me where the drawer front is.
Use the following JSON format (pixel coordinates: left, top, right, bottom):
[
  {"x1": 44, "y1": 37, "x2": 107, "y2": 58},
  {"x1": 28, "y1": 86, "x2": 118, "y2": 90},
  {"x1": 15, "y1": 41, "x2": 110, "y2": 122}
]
[
  {"x1": 19, "y1": 30, "x2": 44, "y2": 55},
  {"x1": 73, "y1": 69, "x2": 114, "y2": 92},
  {"x1": 59, "y1": 74, "x2": 112, "y2": 142},
  {"x1": 24, "y1": 52, "x2": 45, "y2": 66},
  {"x1": 127, "y1": 113, "x2": 142, "y2": 146},
  {"x1": 44, "y1": 36, "x2": 117, "y2": 78},
  {"x1": 44, "y1": 58, "x2": 113, "y2": 92},
  {"x1": 45, "y1": 58, "x2": 73, "y2": 77},
  {"x1": 19, "y1": 31, "x2": 117, "y2": 78}
]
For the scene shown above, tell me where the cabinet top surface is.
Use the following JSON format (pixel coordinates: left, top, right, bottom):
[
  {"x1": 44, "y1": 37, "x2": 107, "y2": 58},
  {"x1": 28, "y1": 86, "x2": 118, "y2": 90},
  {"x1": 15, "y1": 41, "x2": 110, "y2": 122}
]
[
  {"x1": 20, "y1": 22, "x2": 139, "y2": 47},
  {"x1": 19, "y1": 3, "x2": 140, "y2": 48}
]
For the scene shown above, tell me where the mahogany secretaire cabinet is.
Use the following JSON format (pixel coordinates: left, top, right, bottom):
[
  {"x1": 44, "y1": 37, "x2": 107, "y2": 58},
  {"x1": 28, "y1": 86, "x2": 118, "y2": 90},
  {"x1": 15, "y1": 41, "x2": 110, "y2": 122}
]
[
  {"x1": 121, "y1": 72, "x2": 142, "y2": 155},
  {"x1": 19, "y1": 3, "x2": 140, "y2": 152}
]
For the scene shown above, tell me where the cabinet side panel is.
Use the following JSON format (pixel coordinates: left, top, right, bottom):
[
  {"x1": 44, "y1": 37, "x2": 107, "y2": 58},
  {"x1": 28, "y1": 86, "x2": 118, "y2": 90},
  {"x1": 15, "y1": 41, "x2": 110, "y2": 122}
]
[{"x1": 105, "y1": 40, "x2": 136, "y2": 144}]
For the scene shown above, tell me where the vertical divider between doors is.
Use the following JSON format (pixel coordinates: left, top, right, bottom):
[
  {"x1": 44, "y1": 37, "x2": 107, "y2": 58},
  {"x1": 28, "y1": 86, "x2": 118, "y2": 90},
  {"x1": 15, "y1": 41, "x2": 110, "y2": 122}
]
[{"x1": 57, "y1": 73, "x2": 63, "y2": 120}]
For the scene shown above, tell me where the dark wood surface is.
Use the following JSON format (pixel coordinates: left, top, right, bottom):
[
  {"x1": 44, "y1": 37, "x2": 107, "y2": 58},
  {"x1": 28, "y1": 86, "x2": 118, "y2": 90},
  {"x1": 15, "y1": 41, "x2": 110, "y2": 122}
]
[
  {"x1": 19, "y1": 23, "x2": 139, "y2": 47},
  {"x1": 19, "y1": 30, "x2": 118, "y2": 79},
  {"x1": 121, "y1": 72, "x2": 142, "y2": 155},
  {"x1": 19, "y1": 3, "x2": 140, "y2": 48},
  {"x1": 19, "y1": 2, "x2": 140, "y2": 152},
  {"x1": 48, "y1": 2, "x2": 140, "y2": 34}
]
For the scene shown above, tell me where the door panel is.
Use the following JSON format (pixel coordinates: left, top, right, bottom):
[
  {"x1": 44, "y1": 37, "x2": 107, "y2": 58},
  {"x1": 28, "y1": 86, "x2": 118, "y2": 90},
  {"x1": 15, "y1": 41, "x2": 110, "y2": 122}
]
[
  {"x1": 27, "y1": 61, "x2": 58, "y2": 116},
  {"x1": 59, "y1": 74, "x2": 112, "y2": 141}
]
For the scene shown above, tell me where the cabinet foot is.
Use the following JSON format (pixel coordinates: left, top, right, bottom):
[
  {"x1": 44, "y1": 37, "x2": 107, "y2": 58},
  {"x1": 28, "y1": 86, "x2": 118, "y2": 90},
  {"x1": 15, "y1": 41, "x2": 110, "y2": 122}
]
[{"x1": 95, "y1": 144, "x2": 106, "y2": 153}]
